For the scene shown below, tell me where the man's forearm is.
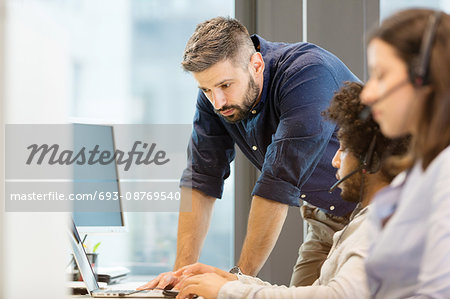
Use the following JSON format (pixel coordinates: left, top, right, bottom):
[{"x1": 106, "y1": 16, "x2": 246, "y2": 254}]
[
  {"x1": 173, "y1": 187, "x2": 216, "y2": 270},
  {"x1": 238, "y1": 196, "x2": 289, "y2": 276}
]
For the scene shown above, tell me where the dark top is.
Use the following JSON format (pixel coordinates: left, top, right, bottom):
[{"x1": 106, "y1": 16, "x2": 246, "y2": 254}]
[{"x1": 180, "y1": 35, "x2": 359, "y2": 216}]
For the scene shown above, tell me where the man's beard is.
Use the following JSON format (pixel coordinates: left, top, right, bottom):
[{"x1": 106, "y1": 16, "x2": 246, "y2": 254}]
[
  {"x1": 339, "y1": 171, "x2": 366, "y2": 203},
  {"x1": 215, "y1": 75, "x2": 260, "y2": 123}
]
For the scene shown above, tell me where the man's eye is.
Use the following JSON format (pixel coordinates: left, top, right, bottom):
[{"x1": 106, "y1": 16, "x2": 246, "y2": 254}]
[
  {"x1": 221, "y1": 84, "x2": 231, "y2": 88},
  {"x1": 201, "y1": 89, "x2": 210, "y2": 93}
]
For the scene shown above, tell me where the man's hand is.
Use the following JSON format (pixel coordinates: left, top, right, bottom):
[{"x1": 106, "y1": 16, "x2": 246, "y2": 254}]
[
  {"x1": 176, "y1": 273, "x2": 229, "y2": 299},
  {"x1": 174, "y1": 262, "x2": 217, "y2": 276},
  {"x1": 173, "y1": 263, "x2": 236, "y2": 290},
  {"x1": 137, "y1": 271, "x2": 179, "y2": 291}
]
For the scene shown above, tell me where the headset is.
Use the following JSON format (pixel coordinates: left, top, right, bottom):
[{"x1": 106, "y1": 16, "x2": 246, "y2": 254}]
[
  {"x1": 360, "y1": 10, "x2": 443, "y2": 121},
  {"x1": 332, "y1": 11, "x2": 443, "y2": 196},
  {"x1": 409, "y1": 10, "x2": 443, "y2": 87},
  {"x1": 328, "y1": 134, "x2": 379, "y2": 194}
]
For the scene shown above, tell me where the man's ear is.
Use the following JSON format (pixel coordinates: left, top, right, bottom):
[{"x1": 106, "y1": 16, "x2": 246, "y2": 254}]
[{"x1": 250, "y1": 52, "x2": 264, "y2": 75}]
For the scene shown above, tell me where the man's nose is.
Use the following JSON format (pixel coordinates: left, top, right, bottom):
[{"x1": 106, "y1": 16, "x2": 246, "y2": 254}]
[
  {"x1": 331, "y1": 150, "x2": 341, "y2": 169},
  {"x1": 211, "y1": 89, "x2": 227, "y2": 110}
]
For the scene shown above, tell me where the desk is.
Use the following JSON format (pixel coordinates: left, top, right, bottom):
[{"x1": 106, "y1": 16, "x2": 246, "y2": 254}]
[{"x1": 70, "y1": 275, "x2": 155, "y2": 298}]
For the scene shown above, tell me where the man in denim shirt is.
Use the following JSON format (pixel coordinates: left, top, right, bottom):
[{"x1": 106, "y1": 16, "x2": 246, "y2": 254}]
[{"x1": 140, "y1": 17, "x2": 359, "y2": 290}]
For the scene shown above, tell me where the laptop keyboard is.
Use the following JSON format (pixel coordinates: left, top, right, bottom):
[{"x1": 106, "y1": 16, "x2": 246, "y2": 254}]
[
  {"x1": 95, "y1": 289, "x2": 162, "y2": 295},
  {"x1": 98, "y1": 290, "x2": 133, "y2": 293}
]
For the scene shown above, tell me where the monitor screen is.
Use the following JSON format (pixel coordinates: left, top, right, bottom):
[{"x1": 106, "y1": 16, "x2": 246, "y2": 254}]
[{"x1": 72, "y1": 123, "x2": 125, "y2": 233}]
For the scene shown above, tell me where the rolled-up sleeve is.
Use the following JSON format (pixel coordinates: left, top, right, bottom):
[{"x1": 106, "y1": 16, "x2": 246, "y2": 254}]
[
  {"x1": 252, "y1": 63, "x2": 339, "y2": 206},
  {"x1": 180, "y1": 91, "x2": 236, "y2": 199}
]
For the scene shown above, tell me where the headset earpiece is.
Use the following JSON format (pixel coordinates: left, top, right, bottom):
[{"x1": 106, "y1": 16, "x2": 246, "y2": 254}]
[
  {"x1": 409, "y1": 57, "x2": 425, "y2": 87},
  {"x1": 367, "y1": 152, "x2": 381, "y2": 174},
  {"x1": 361, "y1": 134, "x2": 380, "y2": 174},
  {"x1": 409, "y1": 11, "x2": 442, "y2": 87}
]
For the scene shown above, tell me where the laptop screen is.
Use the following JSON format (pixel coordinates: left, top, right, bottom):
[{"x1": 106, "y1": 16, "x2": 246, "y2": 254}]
[{"x1": 68, "y1": 220, "x2": 100, "y2": 294}]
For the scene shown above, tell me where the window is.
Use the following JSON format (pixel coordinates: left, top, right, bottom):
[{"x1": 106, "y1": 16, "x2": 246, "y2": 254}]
[
  {"x1": 6, "y1": 0, "x2": 235, "y2": 275},
  {"x1": 380, "y1": 0, "x2": 450, "y2": 20}
]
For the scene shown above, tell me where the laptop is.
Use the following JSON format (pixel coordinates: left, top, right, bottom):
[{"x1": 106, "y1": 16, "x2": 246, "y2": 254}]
[{"x1": 68, "y1": 220, "x2": 176, "y2": 298}]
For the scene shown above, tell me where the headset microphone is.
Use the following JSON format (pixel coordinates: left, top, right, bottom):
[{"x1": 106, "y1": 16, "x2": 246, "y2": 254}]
[
  {"x1": 359, "y1": 80, "x2": 410, "y2": 121},
  {"x1": 328, "y1": 165, "x2": 364, "y2": 193},
  {"x1": 328, "y1": 135, "x2": 378, "y2": 194}
]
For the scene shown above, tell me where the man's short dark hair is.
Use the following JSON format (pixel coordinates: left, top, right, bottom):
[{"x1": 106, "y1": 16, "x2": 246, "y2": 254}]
[
  {"x1": 181, "y1": 17, "x2": 256, "y2": 72},
  {"x1": 324, "y1": 82, "x2": 410, "y2": 182}
]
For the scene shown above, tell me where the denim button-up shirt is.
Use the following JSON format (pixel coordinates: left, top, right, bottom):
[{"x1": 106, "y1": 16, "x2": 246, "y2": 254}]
[{"x1": 180, "y1": 35, "x2": 359, "y2": 216}]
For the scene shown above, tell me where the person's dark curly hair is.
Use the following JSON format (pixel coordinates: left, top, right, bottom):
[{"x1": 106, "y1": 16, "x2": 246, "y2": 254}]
[{"x1": 323, "y1": 82, "x2": 410, "y2": 182}]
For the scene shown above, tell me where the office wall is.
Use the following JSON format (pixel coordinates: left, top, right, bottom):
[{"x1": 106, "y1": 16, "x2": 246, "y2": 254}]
[
  {"x1": 0, "y1": 0, "x2": 5, "y2": 296},
  {"x1": 307, "y1": 0, "x2": 379, "y2": 81},
  {"x1": 256, "y1": 0, "x2": 303, "y2": 43},
  {"x1": 235, "y1": 0, "x2": 380, "y2": 286}
]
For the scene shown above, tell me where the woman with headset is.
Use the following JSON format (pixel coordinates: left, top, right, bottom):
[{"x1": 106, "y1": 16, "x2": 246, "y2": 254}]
[{"x1": 360, "y1": 9, "x2": 450, "y2": 298}]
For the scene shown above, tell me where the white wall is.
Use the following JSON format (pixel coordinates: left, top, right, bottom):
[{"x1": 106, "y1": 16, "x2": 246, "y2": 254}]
[{"x1": 3, "y1": 1, "x2": 69, "y2": 298}]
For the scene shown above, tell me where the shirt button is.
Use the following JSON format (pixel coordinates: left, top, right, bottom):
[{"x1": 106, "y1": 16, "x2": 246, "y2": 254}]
[
  {"x1": 251, "y1": 110, "x2": 257, "y2": 114},
  {"x1": 252, "y1": 146, "x2": 258, "y2": 151},
  {"x1": 300, "y1": 194, "x2": 306, "y2": 199},
  {"x1": 330, "y1": 205, "x2": 335, "y2": 211}
]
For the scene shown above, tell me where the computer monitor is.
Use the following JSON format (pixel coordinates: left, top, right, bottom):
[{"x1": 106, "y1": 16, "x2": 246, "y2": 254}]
[{"x1": 72, "y1": 123, "x2": 126, "y2": 233}]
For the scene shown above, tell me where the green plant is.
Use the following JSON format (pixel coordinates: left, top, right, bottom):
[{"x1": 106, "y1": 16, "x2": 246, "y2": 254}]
[{"x1": 92, "y1": 242, "x2": 101, "y2": 253}]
